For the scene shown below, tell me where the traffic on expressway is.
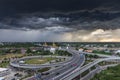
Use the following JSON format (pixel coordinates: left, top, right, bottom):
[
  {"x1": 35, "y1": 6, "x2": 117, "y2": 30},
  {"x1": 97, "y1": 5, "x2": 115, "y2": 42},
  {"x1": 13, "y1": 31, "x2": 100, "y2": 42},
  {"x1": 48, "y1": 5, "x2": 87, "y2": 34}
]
[
  {"x1": 42, "y1": 50, "x2": 85, "y2": 80},
  {"x1": 9, "y1": 48, "x2": 120, "y2": 80},
  {"x1": 10, "y1": 49, "x2": 85, "y2": 80}
]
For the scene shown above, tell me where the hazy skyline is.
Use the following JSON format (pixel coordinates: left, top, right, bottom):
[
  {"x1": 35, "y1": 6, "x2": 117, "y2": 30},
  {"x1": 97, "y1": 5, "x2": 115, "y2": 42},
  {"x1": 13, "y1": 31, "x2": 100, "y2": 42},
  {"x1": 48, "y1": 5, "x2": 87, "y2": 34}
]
[{"x1": 0, "y1": 0, "x2": 120, "y2": 42}]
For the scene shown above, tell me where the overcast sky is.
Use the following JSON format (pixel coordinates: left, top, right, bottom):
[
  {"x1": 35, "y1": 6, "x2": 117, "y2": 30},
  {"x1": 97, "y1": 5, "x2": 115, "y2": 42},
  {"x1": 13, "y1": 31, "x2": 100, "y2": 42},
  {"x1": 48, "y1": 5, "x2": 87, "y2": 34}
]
[{"x1": 0, "y1": 0, "x2": 120, "y2": 42}]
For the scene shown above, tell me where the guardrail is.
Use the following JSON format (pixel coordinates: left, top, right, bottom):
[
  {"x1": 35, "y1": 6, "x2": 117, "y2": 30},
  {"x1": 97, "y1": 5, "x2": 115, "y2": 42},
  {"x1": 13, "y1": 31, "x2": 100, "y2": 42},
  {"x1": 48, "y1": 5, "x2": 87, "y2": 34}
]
[
  {"x1": 10, "y1": 49, "x2": 75, "y2": 69},
  {"x1": 52, "y1": 54, "x2": 85, "y2": 80},
  {"x1": 61, "y1": 57, "x2": 120, "y2": 80}
]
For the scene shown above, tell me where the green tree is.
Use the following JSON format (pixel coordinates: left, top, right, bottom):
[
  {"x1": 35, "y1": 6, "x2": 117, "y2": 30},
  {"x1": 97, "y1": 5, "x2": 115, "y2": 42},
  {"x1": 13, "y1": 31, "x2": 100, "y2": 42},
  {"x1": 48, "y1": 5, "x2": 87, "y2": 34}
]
[{"x1": 26, "y1": 48, "x2": 32, "y2": 53}]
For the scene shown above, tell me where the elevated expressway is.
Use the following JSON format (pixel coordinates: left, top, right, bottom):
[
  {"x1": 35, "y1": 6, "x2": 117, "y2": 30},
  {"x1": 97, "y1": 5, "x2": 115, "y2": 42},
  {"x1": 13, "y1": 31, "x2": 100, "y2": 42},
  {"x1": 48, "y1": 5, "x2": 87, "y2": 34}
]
[
  {"x1": 41, "y1": 50, "x2": 85, "y2": 80},
  {"x1": 61, "y1": 56, "x2": 120, "y2": 80},
  {"x1": 10, "y1": 49, "x2": 85, "y2": 80},
  {"x1": 10, "y1": 55, "x2": 73, "y2": 69},
  {"x1": 10, "y1": 48, "x2": 120, "y2": 80},
  {"x1": 10, "y1": 48, "x2": 85, "y2": 80}
]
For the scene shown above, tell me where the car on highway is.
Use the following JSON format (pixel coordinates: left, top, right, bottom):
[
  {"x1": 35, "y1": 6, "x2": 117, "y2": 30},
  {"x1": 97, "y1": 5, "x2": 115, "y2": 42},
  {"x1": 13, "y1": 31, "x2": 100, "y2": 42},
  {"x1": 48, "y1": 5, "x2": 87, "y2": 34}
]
[
  {"x1": 14, "y1": 73, "x2": 22, "y2": 77},
  {"x1": 72, "y1": 63, "x2": 77, "y2": 66},
  {"x1": 56, "y1": 72, "x2": 60, "y2": 75},
  {"x1": 41, "y1": 72, "x2": 49, "y2": 75},
  {"x1": 11, "y1": 78, "x2": 15, "y2": 80}
]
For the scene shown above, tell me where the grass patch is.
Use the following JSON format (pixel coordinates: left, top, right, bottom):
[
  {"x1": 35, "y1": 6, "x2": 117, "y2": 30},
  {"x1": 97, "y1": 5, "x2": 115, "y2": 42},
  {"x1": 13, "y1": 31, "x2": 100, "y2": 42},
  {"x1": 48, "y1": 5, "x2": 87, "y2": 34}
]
[
  {"x1": 38, "y1": 67, "x2": 51, "y2": 72},
  {"x1": 0, "y1": 62, "x2": 9, "y2": 68},
  {"x1": 91, "y1": 64, "x2": 120, "y2": 80},
  {"x1": 0, "y1": 54, "x2": 24, "y2": 60},
  {"x1": 92, "y1": 50, "x2": 112, "y2": 55},
  {"x1": 25, "y1": 57, "x2": 57, "y2": 64}
]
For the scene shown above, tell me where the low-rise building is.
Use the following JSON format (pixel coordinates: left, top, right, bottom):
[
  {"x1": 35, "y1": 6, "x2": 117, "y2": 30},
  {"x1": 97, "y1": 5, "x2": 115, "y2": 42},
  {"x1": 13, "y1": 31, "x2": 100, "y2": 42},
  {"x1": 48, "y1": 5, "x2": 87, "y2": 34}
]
[
  {"x1": 79, "y1": 48, "x2": 84, "y2": 52},
  {"x1": 0, "y1": 68, "x2": 10, "y2": 77},
  {"x1": 50, "y1": 47, "x2": 56, "y2": 54},
  {"x1": 21, "y1": 49, "x2": 26, "y2": 54},
  {"x1": 84, "y1": 49, "x2": 93, "y2": 53},
  {"x1": 114, "y1": 50, "x2": 120, "y2": 54},
  {"x1": 0, "y1": 43, "x2": 3, "y2": 46},
  {"x1": 0, "y1": 77, "x2": 5, "y2": 80}
]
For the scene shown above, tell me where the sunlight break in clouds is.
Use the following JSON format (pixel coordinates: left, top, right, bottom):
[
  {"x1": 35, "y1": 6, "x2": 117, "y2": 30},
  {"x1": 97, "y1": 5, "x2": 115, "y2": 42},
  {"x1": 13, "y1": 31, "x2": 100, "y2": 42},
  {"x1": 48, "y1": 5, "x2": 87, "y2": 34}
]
[
  {"x1": 0, "y1": 29, "x2": 120, "y2": 42},
  {"x1": 63, "y1": 29, "x2": 120, "y2": 42}
]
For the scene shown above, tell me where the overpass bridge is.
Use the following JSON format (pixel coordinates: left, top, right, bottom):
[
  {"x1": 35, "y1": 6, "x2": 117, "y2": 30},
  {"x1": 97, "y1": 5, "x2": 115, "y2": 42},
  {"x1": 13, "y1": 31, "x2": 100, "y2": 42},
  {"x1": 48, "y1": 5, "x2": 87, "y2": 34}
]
[{"x1": 61, "y1": 57, "x2": 120, "y2": 80}]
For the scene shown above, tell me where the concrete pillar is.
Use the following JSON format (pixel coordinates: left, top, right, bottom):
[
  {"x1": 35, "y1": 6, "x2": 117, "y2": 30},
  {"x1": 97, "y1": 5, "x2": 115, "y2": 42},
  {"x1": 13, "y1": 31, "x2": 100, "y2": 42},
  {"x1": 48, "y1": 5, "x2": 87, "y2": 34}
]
[
  {"x1": 95, "y1": 64, "x2": 99, "y2": 68},
  {"x1": 79, "y1": 74, "x2": 81, "y2": 80},
  {"x1": 89, "y1": 68, "x2": 91, "y2": 72},
  {"x1": 103, "y1": 61, "x2": 105, "y2": 65},
  {"x1": 116, "y1": 59, "x2": 118, "y2": 63},
  {"x1": 118, "y1": 59, "x2": 120, "y2": 64}
]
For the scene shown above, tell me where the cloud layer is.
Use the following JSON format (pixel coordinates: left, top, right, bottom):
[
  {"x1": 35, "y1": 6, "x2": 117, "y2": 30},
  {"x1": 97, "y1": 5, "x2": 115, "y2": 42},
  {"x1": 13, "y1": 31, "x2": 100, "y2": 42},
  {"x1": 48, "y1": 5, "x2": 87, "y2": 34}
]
[
  {"x1": 1, "y1": 14, "x2": 120, "y2": 31},
  {"x1": 65, "y1": 29, "x2": 120, "y2": 42},
  {"x1": 0, "y1": 0, "x2": 120, "y2": 31},
  {"x1": 0, "y1": 0, "x2": 120, "y2": 42},
  {"x1": 0, "y1": 29, "x2": 120, "y2": 42}
]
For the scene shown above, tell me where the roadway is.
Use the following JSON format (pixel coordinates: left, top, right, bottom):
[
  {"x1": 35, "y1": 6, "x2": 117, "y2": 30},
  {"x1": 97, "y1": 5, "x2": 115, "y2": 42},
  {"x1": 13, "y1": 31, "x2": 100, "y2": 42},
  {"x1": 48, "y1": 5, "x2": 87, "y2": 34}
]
[
  {"x1": 10, "y1": 48, "x2": 120, "y2": 80},
  {"x1": 83, "y1": 52, "x2": 113, "y2": 58},
  {"x1": 10, "y1": 48, "x2": 85, "y2": 80},
  {"x1": 61, "y1": 56, "x2": 120, "y2": 80},
  {"x1": 40, "y1": 49, "x2": 85, "y2": 80},
  {"x1": 10, "y1": 55, "x2": 72, "y2": 69},
  {"x1": 26, "y1": 49, "x2": 85, "y2": 80},
  {"x1": 80, "y1": 64, "x2": 118, "y2": 80}
]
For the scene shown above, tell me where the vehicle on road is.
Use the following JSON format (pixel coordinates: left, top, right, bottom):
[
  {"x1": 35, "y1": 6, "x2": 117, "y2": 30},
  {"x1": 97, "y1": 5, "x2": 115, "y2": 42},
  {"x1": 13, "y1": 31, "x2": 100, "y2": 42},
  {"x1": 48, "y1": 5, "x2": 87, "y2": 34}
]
[{"x1": 56, "y1": 72, "x2": 60, "y2": 75}]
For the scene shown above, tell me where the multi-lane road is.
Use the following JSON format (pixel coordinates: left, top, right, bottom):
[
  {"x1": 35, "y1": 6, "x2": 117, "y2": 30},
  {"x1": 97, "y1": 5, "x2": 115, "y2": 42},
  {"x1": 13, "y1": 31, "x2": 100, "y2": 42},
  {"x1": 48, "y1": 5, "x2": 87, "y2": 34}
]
[
  {"x1": 26, "y1": 49, "x2": 85, "y2": 80},
  {"x1": 10, "y1": 55, "x2": 72, "y2": 69},
  {"x1": 61, "y1": 56, "x2": 120, "y2": 80},
  {"x1": 9, "y1": 47, "x2": 120, "y2": 80},
  {"x1": 41, "y1": 49, "x2": 85, "y2": 80},
  {"x1": 80, "y1": 64, "x2": 118, "y2": 80},
  {"x1": 10, "y1": 48, "x2": 120, "y2": 80}
]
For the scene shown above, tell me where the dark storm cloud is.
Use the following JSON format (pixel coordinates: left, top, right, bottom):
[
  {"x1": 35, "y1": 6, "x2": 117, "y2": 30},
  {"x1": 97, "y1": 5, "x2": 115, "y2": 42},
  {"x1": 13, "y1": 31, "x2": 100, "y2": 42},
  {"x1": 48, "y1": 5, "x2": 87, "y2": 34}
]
[
  {"x1": 0, "y1": 0, "x2": 120, "y2": 30},
  {"x1": 0, "y1": 0, "x2": 101, "y2": 15},
  {"x1": 0, "y1": 0, "x2": 120, "y2": 17},
  {"x1": 1, "y1": 0, "x2": 120, "y2": 42},
  {"x1": 1, "y1": 11, "x2": 120, "y2": 31}
]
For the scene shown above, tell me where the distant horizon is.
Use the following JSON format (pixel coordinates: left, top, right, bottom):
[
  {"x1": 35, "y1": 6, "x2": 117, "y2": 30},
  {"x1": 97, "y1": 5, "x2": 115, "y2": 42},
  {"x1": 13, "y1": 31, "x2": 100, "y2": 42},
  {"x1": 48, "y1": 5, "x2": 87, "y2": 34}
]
[{"x1": 0, "y1": 42, "x2": 120, "y2": 43}]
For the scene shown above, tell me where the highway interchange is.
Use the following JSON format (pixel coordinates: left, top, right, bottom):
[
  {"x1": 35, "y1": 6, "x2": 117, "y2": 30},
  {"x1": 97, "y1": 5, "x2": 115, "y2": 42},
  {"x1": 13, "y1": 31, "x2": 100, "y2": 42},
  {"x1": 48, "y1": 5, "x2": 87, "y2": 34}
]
[
  {"x1": 10, "y1": 48, "x2": 120, "y2": 80},
  {"x1": 41, "y1": 50, "x2": 85, "y2": 80},
  {"x1": 61, "y1": 55, "x2": 120, "y2": 80},
  {"x1": 10, "y1": 55, "x2": 72, "y2": 69}
]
